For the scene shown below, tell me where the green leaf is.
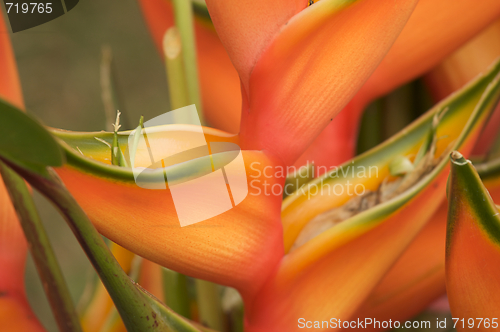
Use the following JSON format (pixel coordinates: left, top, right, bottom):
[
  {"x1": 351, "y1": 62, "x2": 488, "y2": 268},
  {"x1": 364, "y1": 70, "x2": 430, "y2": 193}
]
[{"x1": 0, "y1": 98, "x2": 64, "y2": 175}]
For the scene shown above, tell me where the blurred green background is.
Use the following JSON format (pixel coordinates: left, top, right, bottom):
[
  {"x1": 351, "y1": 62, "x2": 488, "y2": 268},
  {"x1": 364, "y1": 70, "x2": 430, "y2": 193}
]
[{"x1": 6, "y1": 0, "x2": 170, "y2": 330}]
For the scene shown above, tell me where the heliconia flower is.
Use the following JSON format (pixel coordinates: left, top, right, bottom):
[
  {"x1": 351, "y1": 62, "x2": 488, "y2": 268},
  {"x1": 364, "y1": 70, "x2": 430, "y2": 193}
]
[
  {"x1": 274, "y1": 0, "x2": 500, "y2": 169},
  {"x1": 262, "y1": 59, "x2": 500, "y2": 331},
  {"x1": 51, "y1": 0, "x2": 418, "y2": 295},
  {"x1": 139, "y1": 0, "x2": 500, "y2": 169},
  {"x1": 141, "y1": 0, "x2": 420, "y2": 165},
  {"x1": 210, "y1": 0, "x2": 421, "y2": 167},
  {"x1": 353, "y1": 23, "x2": 500, "y2": 325},
  {"x1": 0, "y1": 14, "x2": 46, "y2": 332},
  {"x1": 446, "y1": 151, "x2": 500, "y2": 330},
  {"x1": 55, "y1": 132, "x2": 285, "y2": 299},
  {"x1": 51, "y1": 55, "x2": 500, "y2": 331},
  {"x1": 5, "y1": 1, "x2": 500, "y2": 331}
]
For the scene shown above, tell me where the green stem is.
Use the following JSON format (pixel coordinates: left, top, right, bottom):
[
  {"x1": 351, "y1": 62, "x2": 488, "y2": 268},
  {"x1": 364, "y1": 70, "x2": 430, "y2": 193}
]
[
  {"x1": 100, "y1": 46, "x2": 128, "y2": 130},
  {"x1": 0, "y1": 161, "x2": 82, "y2": 332},
  {"x1": 4, "y1": 161, "x2": 204, "y2": 332},
  {"x1": 163, "y1": 27, "x2": 198, "y2": 124},
  {"x1": 163, "y1": 268, "x2": 191, "y2": 319},
  {"x1": 172, "y1": 0, "x2": 205, "y2": 124},
  {"x1": 195, "y1": 280, "x2": 226, "y2": 331}
]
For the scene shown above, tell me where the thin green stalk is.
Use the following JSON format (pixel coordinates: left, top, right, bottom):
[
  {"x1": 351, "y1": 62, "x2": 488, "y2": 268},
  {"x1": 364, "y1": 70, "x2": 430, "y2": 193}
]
[
  {"x1": 100, "y1": 46, "x2": 128, "y2": 130},
  {"x1": 0, "y1": 161, "x2": 82, "y2": 332},
  {"x1": 172, "y1": 0, "x2": 205, "y2": 123},
  {"x1": 4, "y1": 161, "x2": 205, "y2": 332},
  {"x1": 195, "y1": 280, "x2": 227, "y2": 331},
  {"x1": 163, "y1": 268, "x2": 191, "y2": 318},
  {"x1": 163, "y1": 27, "x2": 198, "y2": 123},
  {"x1": 111, "y1": 111, "x2": 128, "y2": 167}
]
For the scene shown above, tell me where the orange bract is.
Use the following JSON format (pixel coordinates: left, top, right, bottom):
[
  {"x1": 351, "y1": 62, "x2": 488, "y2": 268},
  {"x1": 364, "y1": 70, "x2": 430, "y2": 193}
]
[
  {"x1": 238, "y1": 0, "x2": 418, "y2": 165},
  {"x1": 446, "y1": 154, "x2": 500, "y2": 330},
  {"x1": 0, "y1": 13, "x2": 45, "y2": 332}
]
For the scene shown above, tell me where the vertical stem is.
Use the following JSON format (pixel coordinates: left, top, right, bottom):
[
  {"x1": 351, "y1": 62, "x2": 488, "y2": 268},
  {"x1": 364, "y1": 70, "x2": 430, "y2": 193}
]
[
  {"x1": 195, "y1": 279, "x2": 227, "y2": 331},
  {"x1": 0, "y1": 162, "x2": 82, "y2": 332},
  {"x1": 5, "y1": 163, "x2": 206, "y2": 332},
  {"x1": 164, "y1": 27, "x2": 197, "y2": 124},
  {"x1": 171, "y1": 0, "x2": 205, "y2": 123},
  {"x1": 100, "y1": 46, "x2": 116, "y2": 132},
  {"x1": 162, "y1": 268, "x2": 191, "y2": 319},
  {"x1": 33, "y1": 174, "x2": 155, "y2": 328}
]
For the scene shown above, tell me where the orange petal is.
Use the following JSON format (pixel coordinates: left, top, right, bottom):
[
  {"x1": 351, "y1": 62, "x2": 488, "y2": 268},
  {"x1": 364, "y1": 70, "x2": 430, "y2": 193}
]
[
  {"x1": 205, "y1": 0, "x2": 305, "y2": 90},
  {"x1": 353, "y1": 203, "x2": 448, "y2": 327},
  {"x1": 351, "y1": 22, "x2": 500, "y2": 322},
  {"x1": 292, "y1": 0, "x2": 500, "y2": 170},
  {"x1": 426, "y1": 21, "x2": 500, "y2": 102},
  {"x1": 354, "y1": 157, "x2": 500, "y2": 327},
  {"x1": 360, "y1": 0, "x2": 500, "y2": 103},
  {"x1": 0, "y1": 160, "x2": 45, "y2": 332},
  {"x1": 138, "y1": 0, "x2": 241, "y2": 134},
  {"x1": 293, "y1": 98, "x2": 364, "y2": 174},
  {"x1": 446, "y1": 152, "x2": 500, "y2": 328},
  {"x1": 54, "y1": 130, "x2": 284, "y2": 299},
  {"x1": 0, "y1": 14, "x2": 44, "y2": 332},
  {"x1": 0, "y1": 9, "x2": 23, "y2": 109},
  {"x1": 239, "y1": 0, "x2": 418, "y2": 166},
  {"x1": 249, "y1": 169, "x2": 451, "y2": 332},
  {"x1": 245, "y1": 59, "x2": 500, "y2": 332},
  {"x1": 0, "y1": 297, "x2": 46, "y2": 332},
  {"x1": 281, "y1": 57, "x2": 500, "y2": 252}
]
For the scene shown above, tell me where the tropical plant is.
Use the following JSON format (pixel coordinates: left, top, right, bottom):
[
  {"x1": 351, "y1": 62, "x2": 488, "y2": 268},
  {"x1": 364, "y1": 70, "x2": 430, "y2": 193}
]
[{"x1": 2, "y1": 1, "x2": 500, "y2": 331}]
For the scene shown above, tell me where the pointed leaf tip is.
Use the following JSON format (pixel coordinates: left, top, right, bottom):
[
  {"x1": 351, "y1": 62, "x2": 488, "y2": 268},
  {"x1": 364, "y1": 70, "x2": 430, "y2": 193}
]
[
  {"x1": 446, "y1": 150, "x2": 500, "y2": 326},
  {"x1": 450, "y1": 151, "x2": 467, "y2": 165}
]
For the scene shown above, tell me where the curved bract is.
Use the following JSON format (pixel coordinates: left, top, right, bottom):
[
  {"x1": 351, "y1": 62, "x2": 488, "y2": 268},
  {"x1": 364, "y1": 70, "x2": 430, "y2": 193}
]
[
  {"x1": 141, "y1": 0, "x2": 500, "y2": 170},
  {"x1": 446, "y1": 153, "x2": 500, "y2": 331},
  {"x1": 354, "y1": 155, "x2": 500, "y2": 328},
  {"x1": 282, "y1": 59, "x2": 500, "y2": 251},
  {"x1": 0, "y1": 13, "x2": 46, "y2": 332},
  {"x1": 361, "y1": 0, "x2": 500, "y2": 103},
  {"x1": 0, "y1": 15, "x2": 23, "y2": 110},
  {"x1": 242, "y1": 59, "x2": 500, "y2": 332},
  {"x1": 53, "y1": 125, "x2": 284, "y2": 299},
  {"x1": 238, "y1": 0, "x2": 418, "y2": 165},
  {"x1": 0, "y1": 178, "x2": 46, "y2": 332}
]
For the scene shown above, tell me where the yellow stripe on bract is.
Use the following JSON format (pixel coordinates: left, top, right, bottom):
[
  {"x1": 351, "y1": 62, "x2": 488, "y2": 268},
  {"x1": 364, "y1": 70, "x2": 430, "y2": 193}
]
[{"x1": 282, "y1": 59, "x2": 500, "y2": 252}]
